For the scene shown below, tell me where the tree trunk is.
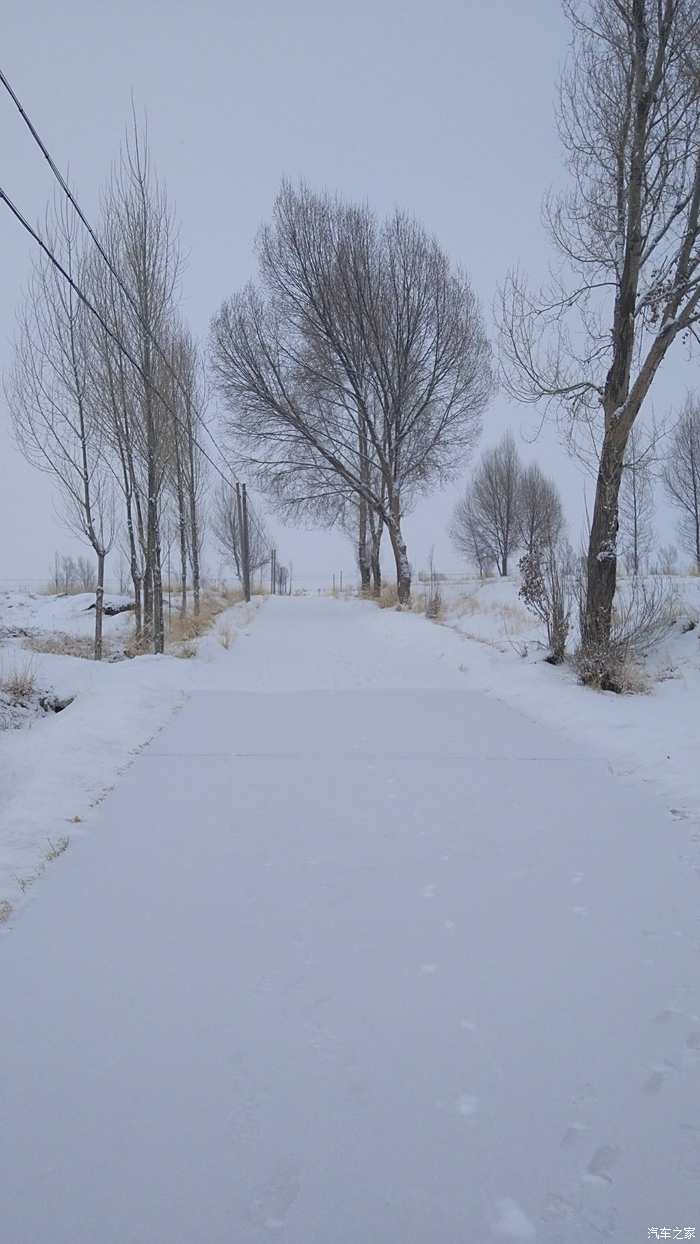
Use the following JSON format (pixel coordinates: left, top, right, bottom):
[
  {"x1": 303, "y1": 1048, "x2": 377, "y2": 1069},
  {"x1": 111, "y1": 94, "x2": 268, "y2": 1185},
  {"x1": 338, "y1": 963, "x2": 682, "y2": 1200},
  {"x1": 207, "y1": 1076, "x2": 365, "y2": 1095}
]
[
  {"x1": 152, "y1": 519, "x2": 165, "y2": 654},
  {"x1": 143, "y1": 560, "x2": 153, "y2": 637},
  {"x1": 582, "y1": 429, "x2": 627, "y2": 660},
  {"x1": 177, "y1": 486, "x2": 188, "y2": 619},
  {"x1": 368, "y1": 508, "x2": 383, "y2": 597},
  {"x1": 189, "y1": 491, "x2": 201, "y2": 617},
  {"x1": 387, "y1": 495, "x2": 410, "y2": 604},
  {"x1": 358, "y1": 497, "x2": 371, "y2": 593},
  {"x1": 371, "y1": 548, "x2": 382, "y2": 596},
  {"x1": 94, "y1": 552, "x2": 105, "y2": 662}
]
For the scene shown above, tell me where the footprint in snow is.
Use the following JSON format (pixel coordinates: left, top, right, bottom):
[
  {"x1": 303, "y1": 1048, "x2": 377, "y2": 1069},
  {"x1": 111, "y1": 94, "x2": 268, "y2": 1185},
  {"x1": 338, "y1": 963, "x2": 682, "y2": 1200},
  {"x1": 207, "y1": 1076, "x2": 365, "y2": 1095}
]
[
  {"x1": 583, "y1": 1144, "x2": 620, "y2": 1185},
  {"x1": 423, "y1": 883, "x2": 437, "y2": 899},
  {"x1": 643, "y1": 1060, "x2": 676, "y2": 1094},
  {"x1": 652, "y1": 1007, "x2": 683, "y2": 1023},
  {"x1": 560, "y1": 1121, "x2": 590, "y2": 1149},
  {"x1": 490, "y1": 1197, "x2": 537, "y2": 1239},
  {"x1": 419, "y1": 963, "x2": 438, "y2": 975}
]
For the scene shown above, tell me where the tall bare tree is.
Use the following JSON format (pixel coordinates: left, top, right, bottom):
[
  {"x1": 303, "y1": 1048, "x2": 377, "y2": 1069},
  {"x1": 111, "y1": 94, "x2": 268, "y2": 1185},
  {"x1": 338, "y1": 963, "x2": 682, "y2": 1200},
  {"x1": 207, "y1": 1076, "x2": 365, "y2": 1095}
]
[
  {"x1": 210, "y1": 182, "x2": 493, "y2": 602},
  {"x1": 500, "y1": 0, "x2": 700, "y2": 677},
  {"x1": 87, "y1": 245, "x2": 147, "y2": 638},
  {"x1": 663, "y1": 394, "x2": 700, "y2": 568},
  {"x1": 160, "y1": 328, "x2": 206, "y2": 618},
  {"x1": 97, "y1": 115, "x2": 180, "y2": 653},
  {"x1": 7, "y1": 202, "x2": 115, "y2": 660}
]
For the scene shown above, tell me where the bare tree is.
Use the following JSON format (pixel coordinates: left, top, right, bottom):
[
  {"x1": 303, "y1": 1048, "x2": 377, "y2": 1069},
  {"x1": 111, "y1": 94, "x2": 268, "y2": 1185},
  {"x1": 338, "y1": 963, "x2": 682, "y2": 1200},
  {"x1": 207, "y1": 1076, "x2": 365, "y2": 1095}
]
[
  {"x1": 450, "y1": 491, "x2": 495, "y2": 577},
  {"x1": 619, "y1": 423, "x2": 655, "y2": 574},
  {"x1": 458, "y1": 433, "x2": 523, "y2": 577},
  {"x1": 97, "y1": 114, "x2": 180, "y2": 653},
  {"x1": 210, "y1": 182, "x2": 493, "y2": 603},
  {"x1": 7, "y1": 202, "x2": 115, "y2": 660},
  {"x1": 158, "y1": 328, "x2": 207, "y2": 618},
  {"x1": 517, "y1": 462, "x2": 564, "y2": 556},
  {"x1": 500, "y1": 0, "x2": 700, "y2": 680},
  {"x1": 663, "y1": 394, "x2": 700, "y2": 569},
  {"x1": 88, "y1": 245, "x2": 147, "y2": 638},
  {"x1": 211, "y1": 479, "x2": 270, "y2": 584}
]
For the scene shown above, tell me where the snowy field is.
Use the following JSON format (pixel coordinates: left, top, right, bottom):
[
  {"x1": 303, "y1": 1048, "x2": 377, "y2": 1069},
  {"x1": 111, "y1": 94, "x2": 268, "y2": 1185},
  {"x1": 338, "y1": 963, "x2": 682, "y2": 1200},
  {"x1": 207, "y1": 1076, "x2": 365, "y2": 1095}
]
[{"x1": 1, "y1": 591, "x2": 700, "y2": 1241}]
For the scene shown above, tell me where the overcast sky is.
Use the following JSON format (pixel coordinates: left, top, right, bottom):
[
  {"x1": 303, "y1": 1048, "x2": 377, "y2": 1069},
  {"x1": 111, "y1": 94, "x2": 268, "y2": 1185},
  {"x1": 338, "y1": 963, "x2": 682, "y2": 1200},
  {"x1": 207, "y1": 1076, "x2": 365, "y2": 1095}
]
[{"x1": 1, "y1": 0, "x2": 694, "y2": 589}]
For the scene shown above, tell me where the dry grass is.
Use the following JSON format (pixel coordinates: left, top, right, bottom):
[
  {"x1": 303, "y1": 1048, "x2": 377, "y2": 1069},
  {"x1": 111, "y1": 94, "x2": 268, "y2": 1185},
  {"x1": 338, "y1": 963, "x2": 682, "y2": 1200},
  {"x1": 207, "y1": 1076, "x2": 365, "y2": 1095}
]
[
  {"x1": 0, "y1": 656, "x2": 37, "y2": 701},
  {"x1": 167, "y1": 590, "x2": 244, "y2": 645},
  {"x1": 451, "y1": 592, "x2": 532, "y2": 632},
  {"x1": 376, "y1": 584, "x2": 400, "y2": 609},
  {"x1": 24, "y1": 632, "x2": 111, "y2": 660}
]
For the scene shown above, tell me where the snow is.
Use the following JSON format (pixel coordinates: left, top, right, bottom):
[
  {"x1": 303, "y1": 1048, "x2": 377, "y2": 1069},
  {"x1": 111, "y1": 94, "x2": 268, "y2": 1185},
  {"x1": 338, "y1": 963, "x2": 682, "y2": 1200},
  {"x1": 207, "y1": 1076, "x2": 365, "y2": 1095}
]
[
  {"x1": 1, "y1": 590, "x2": 700, "y2": 1240},
  {"x1": 437, "y1": 573, "x2": 700, "y2": 819},
  {"x1": 0, "y1": 591, "x2": 259, "y2": 914}
]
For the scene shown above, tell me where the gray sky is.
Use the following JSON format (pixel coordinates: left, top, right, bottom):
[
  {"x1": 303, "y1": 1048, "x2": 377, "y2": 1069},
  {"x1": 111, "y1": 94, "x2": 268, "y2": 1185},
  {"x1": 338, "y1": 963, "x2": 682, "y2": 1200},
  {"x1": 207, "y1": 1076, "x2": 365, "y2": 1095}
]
[{"x1": 0, "y1": 0, "x2": 692, "y2": 588}]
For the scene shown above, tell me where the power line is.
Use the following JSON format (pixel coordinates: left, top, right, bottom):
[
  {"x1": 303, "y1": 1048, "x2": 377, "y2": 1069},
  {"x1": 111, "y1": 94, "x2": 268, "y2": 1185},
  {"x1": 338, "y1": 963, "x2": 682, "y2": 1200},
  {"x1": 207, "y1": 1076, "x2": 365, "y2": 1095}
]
[
  {"x1": 0, "y1": 64, "x2": 239, "y2": 489},
  {"x1": 0, "y1": 184, "x2": 255, "y2": 516}
]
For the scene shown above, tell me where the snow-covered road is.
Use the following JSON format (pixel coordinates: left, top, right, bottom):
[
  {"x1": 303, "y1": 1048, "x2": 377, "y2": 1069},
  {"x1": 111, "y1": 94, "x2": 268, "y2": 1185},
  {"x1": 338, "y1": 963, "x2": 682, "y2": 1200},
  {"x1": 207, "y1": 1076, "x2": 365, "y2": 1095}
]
[{"x1": 2, "y1": 597, "x2": 699, "y2": 1242}]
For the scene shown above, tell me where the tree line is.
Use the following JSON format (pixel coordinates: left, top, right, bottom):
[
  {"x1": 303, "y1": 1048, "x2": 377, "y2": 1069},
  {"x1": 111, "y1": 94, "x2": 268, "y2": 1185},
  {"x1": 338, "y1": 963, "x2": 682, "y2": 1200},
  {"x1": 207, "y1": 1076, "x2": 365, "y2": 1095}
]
[
  {"x1": 5, "y1": 0, "x2": 700, "y2": 689},
  {"x1": 6, "y1": 119, "x2": 280, "y2": 659}
]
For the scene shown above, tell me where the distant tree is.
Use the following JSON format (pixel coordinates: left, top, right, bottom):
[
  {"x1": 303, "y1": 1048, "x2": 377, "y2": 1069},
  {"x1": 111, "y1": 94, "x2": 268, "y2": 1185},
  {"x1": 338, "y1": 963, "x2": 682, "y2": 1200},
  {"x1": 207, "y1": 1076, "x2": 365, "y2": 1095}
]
[
  {"x1": 663, "y1": 396, "x2": 700, "y2": 570},
  {"x1": 450, "y1": 491, "x2": 495, "y2": 577},
  {"x1": 460, "y1": 432, "x2": 523, "y2": 577},
  {"x1": 619, "y1": 424, "x2": 655, "y2": 575},
  {"x1": 517, "y1": 463, "x2": 564, "y2": 556},
  {"x1": 212, "y1": 479, "x2": 270, "y2": 584}
]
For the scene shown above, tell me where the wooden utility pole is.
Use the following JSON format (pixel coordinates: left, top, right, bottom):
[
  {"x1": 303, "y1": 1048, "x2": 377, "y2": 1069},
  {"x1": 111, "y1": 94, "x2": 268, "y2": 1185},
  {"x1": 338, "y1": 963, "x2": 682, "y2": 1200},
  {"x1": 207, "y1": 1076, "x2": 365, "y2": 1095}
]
[
  {"x1": 235, "y1": 483, "x2": 251, "y2": 603},
  {"x1": 241, "y1": 483, "x2": 251, "y2": 603}
]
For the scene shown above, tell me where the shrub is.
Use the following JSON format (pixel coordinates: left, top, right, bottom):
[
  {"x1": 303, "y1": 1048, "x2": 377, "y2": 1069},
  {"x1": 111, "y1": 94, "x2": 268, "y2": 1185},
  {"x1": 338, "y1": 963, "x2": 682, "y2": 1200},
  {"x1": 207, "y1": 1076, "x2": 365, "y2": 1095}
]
[
  {"x1": 575, "y1": 575, "x2": 678, "y2": 692},
  {"x1": 518, "y1": 541, "x2": 573, "y2": 664}
]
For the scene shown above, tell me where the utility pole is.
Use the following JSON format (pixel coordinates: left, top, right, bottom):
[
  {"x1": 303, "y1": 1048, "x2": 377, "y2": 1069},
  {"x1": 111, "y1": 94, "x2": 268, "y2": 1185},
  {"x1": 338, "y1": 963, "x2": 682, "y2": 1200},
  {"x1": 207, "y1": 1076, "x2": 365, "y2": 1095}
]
[
  {"x1": 235, "y1": 483, "x2": 251, "y2": 603},
  {"x1": 241, "y1": 483, "x2": 251, "y2": 603}
]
